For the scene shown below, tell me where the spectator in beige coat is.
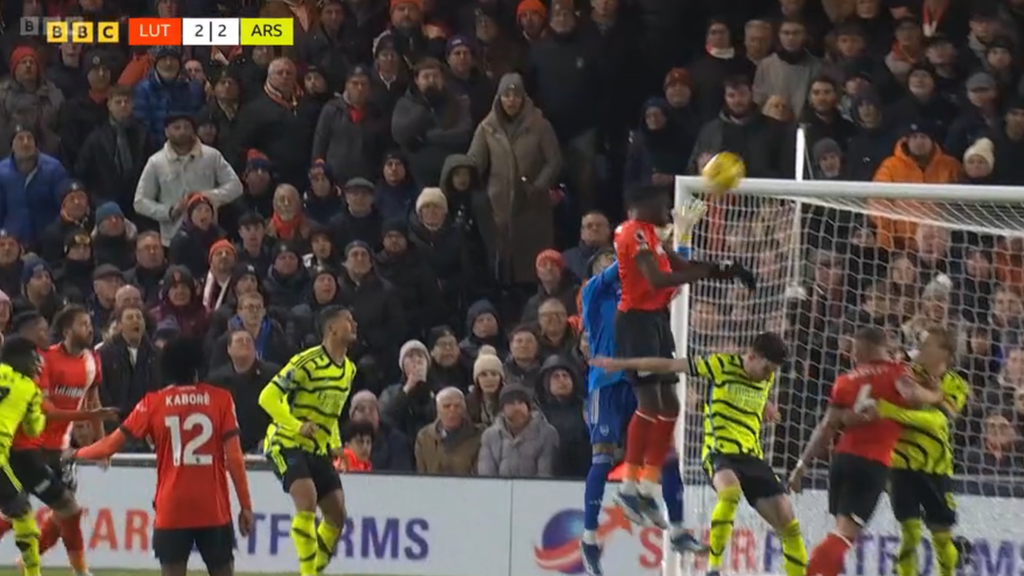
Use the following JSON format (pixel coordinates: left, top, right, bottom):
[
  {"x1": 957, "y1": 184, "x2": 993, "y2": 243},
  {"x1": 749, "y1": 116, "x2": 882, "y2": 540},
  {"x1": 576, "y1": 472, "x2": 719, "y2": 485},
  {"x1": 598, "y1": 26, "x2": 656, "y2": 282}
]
[
  {"x1": 753, "y1": 20, "x2": 822, "y2": 117},
  {"x1": 467, "y1": 72, "x2": 562, "y2": 286},
  {"x1": 415, "y1": 387, "x2": 483, "y2": 476}
]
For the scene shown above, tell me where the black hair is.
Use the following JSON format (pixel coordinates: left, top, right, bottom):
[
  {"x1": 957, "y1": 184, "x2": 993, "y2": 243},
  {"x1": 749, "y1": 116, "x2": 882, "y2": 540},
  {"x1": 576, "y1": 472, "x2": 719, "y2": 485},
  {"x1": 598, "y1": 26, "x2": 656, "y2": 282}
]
[
  {"x1": 11, "y1": 310, "x2": 44, "y2": 334},
  {"x1": 341, "y1": 420, "x2": 376, "y2": 444},
  {"x1": 751, "y1": 331, "x2": 788, "y2": 365},
  {"x1": 723, "y1": 75, "x2": 751, "y2": 90},
  {"x1": 317, "y1": 305, "x2": 350, "y2": 337},
  {"x1": 1, "y1": 334, "x2": 38, "y2": 378},
  {"x1": 53, "y1": 304, "x2": 89, "y2": 336},
  {"x1": 854, "y1": 325, "x2": 888, "y2": 347},
  {"x1": 160, "y1": 336, "x2": 204, "y2": 384},
  {"x1": 427, "y1": 325, "x2": 456, "y2": 349}
]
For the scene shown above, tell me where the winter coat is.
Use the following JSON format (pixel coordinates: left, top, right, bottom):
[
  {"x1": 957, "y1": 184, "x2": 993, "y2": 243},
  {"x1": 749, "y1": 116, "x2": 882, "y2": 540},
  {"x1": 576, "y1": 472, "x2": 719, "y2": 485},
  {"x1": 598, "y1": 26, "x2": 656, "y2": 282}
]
[
  {"x1": 477, "y1": 411, "x2": 559, "y2": 477},
  {"x1": 391, "y1": 86, "x2": 473, "y2": 187},
  {"x1": 414, "y1": 420, "x2": 482, "y2": 475},
  {"x1": 0, "y1": 77, "x2": 64, "y2": 157},
  {"x1": 374, "y1": 245, "x2": 444, "y2": 341},
  {"x1": 132, "y1": 71, "x2": 204, "y2": 147},
  {"x1": 0, "y1": 153, "x2": 67, "y2": 247},
  {"x1": 752, "y1": 52, "x2": 822, "y2": 118},
  {"x1": 538, "y1": 355, "x2": 589, "y2": 478},
  {"x1": 311, "y1": 96, "x2": 387, "y2": 182}
]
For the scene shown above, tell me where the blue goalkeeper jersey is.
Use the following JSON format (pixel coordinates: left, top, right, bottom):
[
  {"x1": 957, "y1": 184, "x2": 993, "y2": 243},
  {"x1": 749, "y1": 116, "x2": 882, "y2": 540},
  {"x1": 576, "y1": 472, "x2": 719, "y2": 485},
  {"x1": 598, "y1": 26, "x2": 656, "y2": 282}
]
[{"x1": 582, "y1": 262, "x2": 623, "y2": 392}]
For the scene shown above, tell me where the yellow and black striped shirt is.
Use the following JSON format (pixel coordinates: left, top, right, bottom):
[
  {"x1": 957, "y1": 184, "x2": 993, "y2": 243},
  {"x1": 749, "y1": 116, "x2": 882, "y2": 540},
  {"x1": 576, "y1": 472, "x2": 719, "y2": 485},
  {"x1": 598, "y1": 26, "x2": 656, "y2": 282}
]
[
  {"x1": 890, "y1": 368, "x2": 969, "y2": 476},
  {"x1": 0, "y1": 364, "x2": 45, "y2": 461},
  {"x1": 259, "y1": 345, "x2": 356, "y2": 456},
  {"x1": 690, "y1": 353, "x2": 775, "y2": 460}
]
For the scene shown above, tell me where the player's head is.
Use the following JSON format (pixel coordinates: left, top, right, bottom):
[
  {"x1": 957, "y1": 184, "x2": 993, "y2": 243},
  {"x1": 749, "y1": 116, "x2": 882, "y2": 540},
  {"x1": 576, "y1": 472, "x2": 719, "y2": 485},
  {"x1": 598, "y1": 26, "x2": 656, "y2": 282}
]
[
  {"x1": 0, "y1": 335, "x2": 42, "y2": 379},
  {"x1": 319, "y1": 305, "x2": 357, "y2": 346},
  {"x1": 625, "y1": 184, "x2": 671, "y2": 226},
  {"x1": 12, "y1": 310, "x2": 48, "y2": 349},
  {"x1": 917, "y1": 326, "x2": 956, "y2": 374},
  {"x1": 743, "y1": 331, "x2": 787, "y2": 380},
  {"x1": 54, "y1": 304, "x2": 93, "y2": 349},
  {"x1": 160, "y1": 336, "x2": 203, "y2": 384},
  {"x1": 851, "y1": 325, "x2": 890, "y2": 364}
]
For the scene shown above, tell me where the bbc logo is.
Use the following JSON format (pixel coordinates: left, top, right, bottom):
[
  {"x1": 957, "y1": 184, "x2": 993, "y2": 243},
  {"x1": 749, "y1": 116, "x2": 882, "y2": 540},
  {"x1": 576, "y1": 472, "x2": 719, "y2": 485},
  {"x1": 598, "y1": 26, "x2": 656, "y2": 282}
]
[{"x1": 20, "y1": 17, "x2": 120, "y2": 43}]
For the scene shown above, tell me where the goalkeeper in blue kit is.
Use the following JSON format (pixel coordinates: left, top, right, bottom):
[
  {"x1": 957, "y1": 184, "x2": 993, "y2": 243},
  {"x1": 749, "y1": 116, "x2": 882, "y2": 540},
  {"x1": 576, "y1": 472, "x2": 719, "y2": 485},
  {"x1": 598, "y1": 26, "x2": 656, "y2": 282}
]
[{"x1": 578, "y1": 202, "x2": 708, "y2": 576}]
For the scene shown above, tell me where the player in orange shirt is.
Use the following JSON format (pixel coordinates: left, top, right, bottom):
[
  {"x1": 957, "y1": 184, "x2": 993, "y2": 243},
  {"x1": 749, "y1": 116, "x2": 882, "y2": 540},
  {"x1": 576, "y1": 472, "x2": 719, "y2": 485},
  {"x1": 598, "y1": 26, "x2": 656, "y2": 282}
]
[
  {"x1": 67, "y1": 336, "x2": 254, "y2": 576},
  {"x1": 0, "y1": 309, "x2": 118, "y2": 575}
]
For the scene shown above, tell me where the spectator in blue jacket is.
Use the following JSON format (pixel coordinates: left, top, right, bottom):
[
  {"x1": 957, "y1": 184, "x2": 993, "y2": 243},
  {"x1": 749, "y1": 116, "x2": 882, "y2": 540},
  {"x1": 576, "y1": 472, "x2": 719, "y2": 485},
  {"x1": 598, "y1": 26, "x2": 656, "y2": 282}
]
[
  {"x1": 0, "y1": 126, "x2": 68, "y2": 249},
  {"x1": 133, "y1": 47, "x2": 204, "y2": 148}
]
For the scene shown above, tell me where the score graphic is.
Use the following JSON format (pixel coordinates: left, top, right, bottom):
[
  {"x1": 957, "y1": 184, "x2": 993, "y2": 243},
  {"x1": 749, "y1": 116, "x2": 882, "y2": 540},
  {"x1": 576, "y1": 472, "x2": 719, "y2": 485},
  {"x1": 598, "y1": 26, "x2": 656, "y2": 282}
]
[{"x1": 126, "y1": 17, "x2": 293, "y2": 46}]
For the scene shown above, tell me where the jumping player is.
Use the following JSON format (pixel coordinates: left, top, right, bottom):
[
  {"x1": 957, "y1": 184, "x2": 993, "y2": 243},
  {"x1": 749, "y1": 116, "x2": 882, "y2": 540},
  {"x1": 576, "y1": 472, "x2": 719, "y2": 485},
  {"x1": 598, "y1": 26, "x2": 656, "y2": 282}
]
[
  {"x1": 579, "y1": 201, "x2": 709, "y2": 576},
  {"x1": 0, "y1": 308, "x2": 118, "y2": 576},
  {"x1": 66, "y1": 336, "x2": 254, "y2": 576},
  {"x1": 593, "y1": 332, "x2": 807, "y2": 576},
  {"x1": 891, "y1": 328, "x2": 969, "y2": 576},
  {"x1": 0, "y1": 335, "x2": 49, "y2": 576},
  {"x1": 612, "y1": 184, "x2": 755, "y2": 526},
  {"x1": 259, "y1": 306, "x2": 356, "y2": 576},
  {"x1": 788, "y1": 327, "x2": 949, "y2": 576}
]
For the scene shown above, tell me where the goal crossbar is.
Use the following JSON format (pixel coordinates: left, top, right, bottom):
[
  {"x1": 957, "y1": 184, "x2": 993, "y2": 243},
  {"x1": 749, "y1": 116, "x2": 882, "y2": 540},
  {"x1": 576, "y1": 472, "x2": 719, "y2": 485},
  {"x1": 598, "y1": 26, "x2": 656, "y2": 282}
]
[{"x1": 675, "y1": 176, "x2": 1024, "y2": 202}]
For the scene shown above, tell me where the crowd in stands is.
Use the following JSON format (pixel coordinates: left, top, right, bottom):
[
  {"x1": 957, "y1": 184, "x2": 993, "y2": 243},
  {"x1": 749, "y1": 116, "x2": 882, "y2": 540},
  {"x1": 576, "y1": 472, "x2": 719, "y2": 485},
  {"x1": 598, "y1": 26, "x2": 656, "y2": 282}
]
[{"x1": 0, "y1": 0, "x2": 1023, "y2": 483}]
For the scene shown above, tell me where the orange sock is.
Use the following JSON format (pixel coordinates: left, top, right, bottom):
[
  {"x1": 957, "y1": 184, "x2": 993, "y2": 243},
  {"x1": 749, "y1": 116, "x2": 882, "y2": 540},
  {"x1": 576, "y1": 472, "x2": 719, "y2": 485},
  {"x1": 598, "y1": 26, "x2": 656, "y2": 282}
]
[
  {"x1": 61, "y1": 511, "x2": 87, "y2": 573},
  {"x1": 37, "y1": 515, "x2": 61, "y2": 555}
]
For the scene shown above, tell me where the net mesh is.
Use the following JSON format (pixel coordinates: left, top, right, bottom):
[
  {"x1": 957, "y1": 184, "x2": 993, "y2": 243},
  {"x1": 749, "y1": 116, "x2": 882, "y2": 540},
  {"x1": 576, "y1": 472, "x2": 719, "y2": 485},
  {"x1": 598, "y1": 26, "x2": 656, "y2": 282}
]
[{"x1": 673, "y1": 178, "x2": 1024, "y2": 530}]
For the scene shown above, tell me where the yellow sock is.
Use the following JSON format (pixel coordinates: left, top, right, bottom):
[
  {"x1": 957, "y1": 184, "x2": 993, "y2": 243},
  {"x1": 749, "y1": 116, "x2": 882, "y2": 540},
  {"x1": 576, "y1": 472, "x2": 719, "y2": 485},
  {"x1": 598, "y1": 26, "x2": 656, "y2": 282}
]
[
  {"x1": 708, "y1": 485, "x2": 741, "y2": 570},
  {"x1": 315, "y1": 518, "x2": 343, "y2": 572},
  {"x1": 11, "y1": 515, "x2": 41, "y2": 576},
  {"x1": 778, "y1": 519, "x2": 808, "y2": 576},
  {"x1": 291, "y1": 511, "x2": 318, "y2": 576},
  {"x1": 932, "y1": 530, "x2": 958, "y2": 576},
  {"x1": 896, "y1": 519, "x2": 922, "y2": 576}
]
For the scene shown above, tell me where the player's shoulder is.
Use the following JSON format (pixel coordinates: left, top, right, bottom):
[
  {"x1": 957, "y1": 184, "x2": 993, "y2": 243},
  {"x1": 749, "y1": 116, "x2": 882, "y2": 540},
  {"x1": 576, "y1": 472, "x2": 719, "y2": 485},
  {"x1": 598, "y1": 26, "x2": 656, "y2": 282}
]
[{"x1": 290, "y1": 345, "x2": 327, "y2": 367}]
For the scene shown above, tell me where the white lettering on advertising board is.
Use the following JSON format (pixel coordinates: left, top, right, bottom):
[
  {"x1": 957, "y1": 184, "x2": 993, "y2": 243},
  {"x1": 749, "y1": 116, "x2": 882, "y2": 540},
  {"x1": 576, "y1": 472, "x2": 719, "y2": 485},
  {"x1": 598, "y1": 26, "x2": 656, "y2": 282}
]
[{"x1": 3, "y1": 467, "x2": 1024, "y2": 576}]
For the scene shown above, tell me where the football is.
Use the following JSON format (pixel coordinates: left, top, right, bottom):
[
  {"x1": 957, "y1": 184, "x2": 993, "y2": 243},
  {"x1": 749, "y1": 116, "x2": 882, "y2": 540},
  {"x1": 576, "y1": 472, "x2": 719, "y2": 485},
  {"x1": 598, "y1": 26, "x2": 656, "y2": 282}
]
[{"x1": 701, "y1": 151, "x2": 746, "y2": 196}]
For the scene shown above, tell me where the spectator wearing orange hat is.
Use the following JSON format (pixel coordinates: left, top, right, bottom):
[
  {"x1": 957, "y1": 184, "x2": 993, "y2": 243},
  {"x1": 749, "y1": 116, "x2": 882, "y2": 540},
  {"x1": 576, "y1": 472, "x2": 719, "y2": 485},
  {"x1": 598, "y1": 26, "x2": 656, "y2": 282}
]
[
  {"x1": 516, "y1": 0, "x2": 547, "y2": 41},
  {"x1": 168, "y1": 194, "x2": 228, "y2": 277},
  {"x1": 522, "y1": 249, "x2": 579, "y2": 321},
  {"x1": 204, "y1": 239, "x2": 238, "y2": 311},
  {"x1": 661, "y1": 68, "x2": 700, "y2": 157},
  {"x1": 0, "y1": 45, "x2": 64, "y2": 158}
]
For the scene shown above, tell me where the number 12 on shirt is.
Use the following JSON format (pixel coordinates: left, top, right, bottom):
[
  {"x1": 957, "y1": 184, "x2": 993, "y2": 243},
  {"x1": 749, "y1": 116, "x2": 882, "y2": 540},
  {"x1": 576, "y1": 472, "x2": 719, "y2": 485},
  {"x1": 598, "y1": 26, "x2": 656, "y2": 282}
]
[{"x1": 164, "y1": 414, "x2": 213, "y2": 466}]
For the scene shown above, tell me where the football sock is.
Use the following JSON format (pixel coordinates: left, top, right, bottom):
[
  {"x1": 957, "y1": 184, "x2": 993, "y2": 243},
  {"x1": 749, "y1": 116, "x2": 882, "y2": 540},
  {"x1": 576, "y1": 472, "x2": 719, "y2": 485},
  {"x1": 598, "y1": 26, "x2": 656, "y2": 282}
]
[
  {"x1": 315, "y1": 518, "x2": 342, "y2": 572},
  {"x1": 932, "y1": 530, "x2": 959, "y2": 576},
  {"x1": 291, "y1": 511, "x2": 318, "y2": 576},
  {"x1": 583, "y1": 453, "x2": 613, "y2": 542},
  {"x1": 661, "y1": 458, "x2": 683, "y2": 528},
  {"x1": 621, "y1": 411, "x2": 655, "y2": 492},
  {"x1": 60, "y1": 511, "x2": 87, "y2": 572},
  {"x1": 778, "y1": 519, "x2": 808, "y2": 576},
  {"x1": 11, "y1": 514, "x2": 41, "y2": 576},
  {"x1": 36, "y1": 515, "x2": 61, "y2": 555},
  {"x1": 895, "y1": 518, "x2": 922, "y2": 576},
  {"x1": 639, "y1": 416, "x2": 676, "y2": 495},
  {"x1": 806, "y1": 532, "x2": 851, "y2": 576},
  {"x1": 0, "y1": 517, "x2": 11, "y2": 539},
  {"x1": 708, "y1": 485, "x2": 741, "y2": 570}
]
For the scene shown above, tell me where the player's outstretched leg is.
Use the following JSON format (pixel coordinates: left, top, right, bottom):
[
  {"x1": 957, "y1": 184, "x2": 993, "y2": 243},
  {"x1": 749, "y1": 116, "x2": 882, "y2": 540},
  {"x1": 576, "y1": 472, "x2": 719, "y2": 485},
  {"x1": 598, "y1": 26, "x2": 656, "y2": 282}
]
[
  {"x1": 662, "y1": 457, "x2": 707, "y2": 554},
  {"x1": 12, "y1": 513, "x2": 41, "y2": 576},
  {"x1": 895, "y1": 518, "x2": 922, "y2": 576},
  {"x1": 580, "y1": 449, "x2": 614, "y2": 576},
  {"x1": 931, "y1": 528, "x2": 959, "y2": 576},
  {"x1": 288, "y1": 478, "x2": 320, "y2": 576},
  {"x1": 755, "y1": 494, "x2": 807, "y2": 576},
  {"x1": 40, "y1": 489, "x2": 89, "y2": 575},
  {"x1": 706, "y1": 481, "x2": 740, "y2": 575}
]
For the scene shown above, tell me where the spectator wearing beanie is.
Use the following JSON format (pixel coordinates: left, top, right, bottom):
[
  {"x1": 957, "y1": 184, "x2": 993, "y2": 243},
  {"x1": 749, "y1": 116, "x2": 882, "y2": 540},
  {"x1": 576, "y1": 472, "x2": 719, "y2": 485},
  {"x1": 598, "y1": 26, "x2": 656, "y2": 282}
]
[
  {"x1": 375, "y1": 219, "x2": 444, "y2": 341},
  {"x1": 149, "y1": 265, "x2": 209, "y2": 339},
  {"x1": 375, "y1": 151, "x2": 418, "y2": 223},
  {"x1": 538, "y1": 354, "x2": 588, "y2": 478},
  {"x1": 338, "y1": 239, "x2": 405, "y2": 378},
  {"x1": 380, "y1": 339, "x2": 438, "y2": 439},
  {"x1": 311, "y1": 65, "x2": 386, "y2": 185},
  {"x1": 204, "y1": 239, "x2": 238, "y2": 311},
  {"x1": 0, "y1": 123, "x2": 69, "y2": 249},
  {"x1": 303, "y1": 159, "x2": 343, "y2": 225},
  {"x1": 263, "y1": 241, "x2": 311, "y2": 312},
  {"x1": 963, "y1": 137, "x2": 996, "y2": 183},
  {"x1": 89, "y1": 264, "x2": 127, "y2": 337},
  {"x1": 459, "y1": 299, "x2": 508, "y2": 364},
  {"x1": 347, "y1": 390, "x2": 413, "y2": 472},
  {"x1": 92, "y1": 201, "x2": 138, "y2": 271},
  {"x1": 13, "y1": 256, "x2": 61, "y2": 322},
  {"x1": 415, "y1": 386, "x2": 483, "y2": 476},
  {"x1": 516, "y1": 0, "x2": 547, "y2": 42},
  {"x1": 368, "y1": 32, "x2": 409, "y2": 116},
  {"x1": 168, "y1": 193, "x2": 227, "y2": 276},
  {"x1": 845, "y1": 88, "x2": 897, "y2": 182},
  {"x1": 133, "y1": 47, "x2": 204, "y2": 147},
  {"x1": 812, "y1": 138, "x2": 843, "y2": 180},
  {"x1": 467, "y1": 347, "x2": 504, "y2": 426},
  {"x1": 445, "y1": 35, "x2": 496, "y2": 125},
  {"x1": 624, "y1": 98, "x2": 693, "y2": 190},
  {"x1": 40, "y1": 180, "x2": 93, "y2": 263},
  {"x1": 392, "y1": 57, "x2": 473, "y2": 187},
  {"x1": 478, "y1": 383, "x2": 558, "y2": 477},
  {"x1": 329, "y1": 177, "x2": 383, "y2": 250},
  {"x1": 439, "y1": 154, "x2": 494, "y2": 275},
  {"x1": 59, "y1": 52, "x2": 116, "y2": 169},
  {"x1": 427, "y1": 325, "x2": 470, "y2": 390},
  {"x1": 522, "y1": 249, "x2": 578, "y2": 321},
  {"x1": 55, "y1": 230, "x2": 95, "y2": 302},
  {"x1": 944, "y1": 72, "x2": 999, "y2": 161},
  {"x1": 467, "y1": 72, "x2": 561, "y2": 287},
  {"x1": 409, "y1": 186, "x2": 471, "y2": 325},
  {"x1": 0, "y1": 46, "x2": 63, "y2": 158},
  {"x1": 290, "y1": 264, "x2": 342, "y2": 348},
  {"x1": 195, "y1": 67, "x2": 244, "y2": 173}
]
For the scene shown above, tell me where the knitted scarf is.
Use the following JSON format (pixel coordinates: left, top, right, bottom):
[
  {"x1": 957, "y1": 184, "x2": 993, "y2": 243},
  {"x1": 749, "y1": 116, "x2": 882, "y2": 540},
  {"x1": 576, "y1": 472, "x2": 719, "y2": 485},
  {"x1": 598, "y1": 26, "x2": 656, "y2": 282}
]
[{"x1": 270, "y1": 211, "x2": 305, "y2": 240}]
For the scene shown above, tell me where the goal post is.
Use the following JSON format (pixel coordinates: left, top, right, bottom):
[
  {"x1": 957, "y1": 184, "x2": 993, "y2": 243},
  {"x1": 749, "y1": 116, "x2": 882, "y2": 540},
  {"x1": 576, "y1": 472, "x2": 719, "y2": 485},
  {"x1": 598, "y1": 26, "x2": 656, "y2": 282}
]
[{"x1": 669, "y1": 131, "x2": 1024, "y2": 575}]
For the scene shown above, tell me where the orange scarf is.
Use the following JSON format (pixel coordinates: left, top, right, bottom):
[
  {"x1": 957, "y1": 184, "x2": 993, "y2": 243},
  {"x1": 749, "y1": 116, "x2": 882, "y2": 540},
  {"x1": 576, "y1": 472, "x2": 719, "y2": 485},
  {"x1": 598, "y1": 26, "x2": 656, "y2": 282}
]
[
  {"x1": 271, "y1": 212, "x2": 305, "y2": 240},
  {"x1": 88, "y1": 88, "x2": 108, "y2": 104},
  {"x1": 264, "y1": 80, "x2": 298, "y2": 111}
]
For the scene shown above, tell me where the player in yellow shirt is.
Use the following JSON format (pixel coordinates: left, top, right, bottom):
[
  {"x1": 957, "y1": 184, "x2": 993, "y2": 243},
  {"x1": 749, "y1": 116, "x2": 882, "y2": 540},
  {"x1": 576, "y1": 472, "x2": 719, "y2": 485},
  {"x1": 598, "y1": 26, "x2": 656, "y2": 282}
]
[
  {"x1": 890, "y1": 328, "x2": 969, "y2": 576},
  {"x1": 0, "y1": 335, "x2": 49, "y2": 576},
  {"x1": 259, "y1": 306, "x2": 357, "y2": 576}
]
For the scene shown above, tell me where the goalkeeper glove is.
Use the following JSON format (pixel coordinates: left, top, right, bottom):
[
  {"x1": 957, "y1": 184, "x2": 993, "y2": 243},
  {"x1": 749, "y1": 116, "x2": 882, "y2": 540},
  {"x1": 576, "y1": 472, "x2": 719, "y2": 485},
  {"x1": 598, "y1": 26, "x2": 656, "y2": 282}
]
[
  {"x1": 673, "y1": 198, "x2": 707, "y2": 245},
  {"x1": 711, "y1": 261, "x2": 757, "y2": 291}
]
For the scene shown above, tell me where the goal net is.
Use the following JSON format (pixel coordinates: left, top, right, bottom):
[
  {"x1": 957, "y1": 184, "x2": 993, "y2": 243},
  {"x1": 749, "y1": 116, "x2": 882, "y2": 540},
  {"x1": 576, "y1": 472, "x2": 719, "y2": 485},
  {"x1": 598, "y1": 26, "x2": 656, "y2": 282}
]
[{"x1": 667, "y1": 168, "x2": 1024, "y2": 576}]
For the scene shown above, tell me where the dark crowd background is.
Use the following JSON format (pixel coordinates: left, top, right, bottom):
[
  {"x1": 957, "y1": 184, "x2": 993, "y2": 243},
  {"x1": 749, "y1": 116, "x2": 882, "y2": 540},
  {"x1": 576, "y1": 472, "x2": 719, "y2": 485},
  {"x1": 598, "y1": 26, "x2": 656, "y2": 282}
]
[{"x1": 0, "y1": 0, "x2": 1023, "y2": 489}]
